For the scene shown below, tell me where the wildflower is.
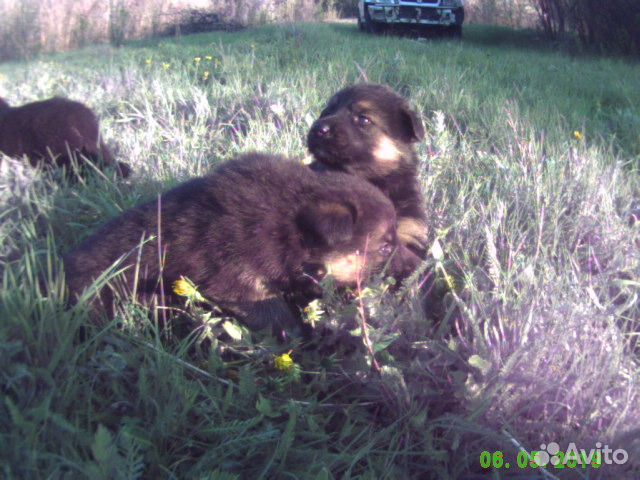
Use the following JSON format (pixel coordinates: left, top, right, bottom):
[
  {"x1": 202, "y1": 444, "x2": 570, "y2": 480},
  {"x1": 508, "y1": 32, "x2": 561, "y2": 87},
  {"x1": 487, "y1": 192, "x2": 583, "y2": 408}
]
[
  {"x1": 573, "y1": 130, "x2": 584, "y2": 141},
  {"x1": 145, "y1": 58, "x2": 152, "y2": 66},
  {"x1": 304, "y1": 113, "x2": 315, "y2": 128},
  {"x1": 303, "y1": 299, "x2": 324, "y2": 325},
  {"x1": 205, "y1": 55, "x2": 213, "y2": 61},
  {"x1": 269, "y1": 103, "x2": 285, "y2": 116},
  {"x1": 203, "y1": 71, "x2": 210, "y2": 81},
  {"x1": 162, "y1": 62, "x2": 171, "y2": 70},
  {"x1": 431, "y1": 238, "x2": 444, "y2": 261},
  {"x1": 173, "y1": 276, "x2": 206, "y2": 303},
  {"x1": 194, "y1": 56, "x2": 201, "y2": 64},
  {"x1": 274, "y1": 351, "x2": 295, "y2": 372},
  {"x1": 442, "y1": 271, "x2": 456, "y2": 290}
]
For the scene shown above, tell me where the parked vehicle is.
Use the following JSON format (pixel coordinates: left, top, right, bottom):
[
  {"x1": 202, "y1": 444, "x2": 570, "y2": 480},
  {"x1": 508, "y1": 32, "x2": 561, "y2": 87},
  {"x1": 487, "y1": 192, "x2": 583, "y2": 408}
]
[{"x1": 358, "y1": 0, "x2": 465, "y2": 37}]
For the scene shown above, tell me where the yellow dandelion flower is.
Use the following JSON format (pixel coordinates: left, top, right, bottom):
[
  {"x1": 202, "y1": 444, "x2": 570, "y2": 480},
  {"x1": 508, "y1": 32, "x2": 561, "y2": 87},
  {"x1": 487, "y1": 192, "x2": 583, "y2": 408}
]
[
  {"x1": 194, "y1": 56, "x2": 201, "y2": 64},
  {"x1": 443, "y1": 272, "x2": 456, "y2": 290},
  {"x1": 205, "y1": 55, "x2": 213, "y2": 61},
  {"x1": 573, "y1": 130, "x2": 584, "y2": 141},
  {"x1": 162, "y1": 62, "x2": 171, "y2": 70},
  {"x1": 203, "y1": 71, "x2": 210, "y2": 80},
  {"x1": 145, "y1": 58, "x2": 152, "y2": 66},
  {"x1": 173, "y1": 276, "x2": 206, "y2": 302},
  {"x1": 274, "y1": 351, "x2": 295, "y2": 372}
]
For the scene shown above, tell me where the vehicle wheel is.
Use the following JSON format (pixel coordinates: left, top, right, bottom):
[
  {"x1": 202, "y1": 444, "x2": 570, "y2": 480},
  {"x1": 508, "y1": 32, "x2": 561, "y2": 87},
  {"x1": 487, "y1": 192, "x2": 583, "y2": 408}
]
[
  {"x1": 367, "y1": 21, "x2": 385, "y2": 35},
  {"x1": 363, "y1": 7, "x2": 383, "y2": 34},
  {"x1": 448, "y1": 24, "x2": 462, "y2": 39},
  {"x1": 419, "y1": 25, "x2": 435, "y2": 38}
]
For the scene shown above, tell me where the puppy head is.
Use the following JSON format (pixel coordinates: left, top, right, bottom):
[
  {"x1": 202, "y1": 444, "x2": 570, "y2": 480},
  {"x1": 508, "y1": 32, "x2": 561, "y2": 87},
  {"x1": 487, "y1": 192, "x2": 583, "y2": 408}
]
[
  {"x1": 296, "y1": 189, "x2": 420, "y2": 286},
  {"x1": 307, "y1": 84, "x2": 424, "y2": 180}
]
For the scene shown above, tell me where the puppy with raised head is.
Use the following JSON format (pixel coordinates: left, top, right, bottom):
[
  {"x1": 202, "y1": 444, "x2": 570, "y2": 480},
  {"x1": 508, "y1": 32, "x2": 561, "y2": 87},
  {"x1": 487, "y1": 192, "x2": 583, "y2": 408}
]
[
  {"x1": 307, "y1": 84, "x2": 427, "y2": 257},
  {"x1": 0, "y1": 96, "x2": 130, "y2": 177},
  {"x1": 63, "y1": 153, "x2": 419, "y2": 334}
]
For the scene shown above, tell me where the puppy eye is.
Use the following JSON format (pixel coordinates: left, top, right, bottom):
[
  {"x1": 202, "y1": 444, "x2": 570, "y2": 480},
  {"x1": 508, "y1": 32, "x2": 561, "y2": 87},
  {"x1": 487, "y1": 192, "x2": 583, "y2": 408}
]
[
  {"x1": 378, "y1": 243, "x2": 393, "y2": 257},
  {"x1": 355, "y1": 114, "x2": 371, "y2": 127}
]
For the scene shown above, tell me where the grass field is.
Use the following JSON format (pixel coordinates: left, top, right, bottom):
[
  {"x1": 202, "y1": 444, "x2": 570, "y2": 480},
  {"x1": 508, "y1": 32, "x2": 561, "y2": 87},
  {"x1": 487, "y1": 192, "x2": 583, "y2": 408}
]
[{"x1": 1, "y1": 21, "x2": 640, "y2": 479}]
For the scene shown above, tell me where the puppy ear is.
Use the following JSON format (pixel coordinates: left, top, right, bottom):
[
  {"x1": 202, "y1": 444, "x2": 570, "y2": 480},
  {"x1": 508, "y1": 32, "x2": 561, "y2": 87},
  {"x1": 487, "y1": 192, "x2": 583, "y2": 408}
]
[
  {"x1": 400, "y1": 104, "x2": 425, "y2": 143},
  {"x1": 296, "y1": 201, "x2": 357, "y2": 247}
]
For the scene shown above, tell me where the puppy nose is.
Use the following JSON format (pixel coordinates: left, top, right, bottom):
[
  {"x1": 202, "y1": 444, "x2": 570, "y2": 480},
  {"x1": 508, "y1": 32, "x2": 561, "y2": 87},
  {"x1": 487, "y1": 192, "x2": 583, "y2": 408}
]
[{"x1": 313, "y1": 123, "x2": 331, "y2": 138}]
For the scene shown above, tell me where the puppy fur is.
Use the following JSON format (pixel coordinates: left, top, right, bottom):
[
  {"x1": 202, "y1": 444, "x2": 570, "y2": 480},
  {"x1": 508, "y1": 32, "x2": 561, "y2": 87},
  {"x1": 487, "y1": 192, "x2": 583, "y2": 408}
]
[
  {"x1": 307, "y1": 84, "x2": 428, "y2": 256},
  {"x1": 0, "y1": 97, "x2": 130, "y2": 177},
  {"x1": 63, "y1": 153, "x2": 420, "y2": 333}
]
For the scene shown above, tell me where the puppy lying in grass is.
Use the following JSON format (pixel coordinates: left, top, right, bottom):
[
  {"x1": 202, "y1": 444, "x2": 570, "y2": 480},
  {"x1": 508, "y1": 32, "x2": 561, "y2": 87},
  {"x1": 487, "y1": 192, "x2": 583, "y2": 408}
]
[
  {"x1": 0, "y1": 96, "x2": 130, "y2": 177},
  {"x1": 307, "y1": 83, "x2": 428, "y2": 257},
  {"x1": 63, "y1": 153, "x2": 419, "y2": 335}
]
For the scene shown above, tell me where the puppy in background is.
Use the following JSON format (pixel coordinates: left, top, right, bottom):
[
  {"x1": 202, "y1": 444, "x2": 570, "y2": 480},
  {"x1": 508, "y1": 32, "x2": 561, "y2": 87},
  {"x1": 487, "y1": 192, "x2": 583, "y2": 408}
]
[
  {"x1": 0, "y1": 97, "x2": 130, "y2": 177},
  {"x1": 307, "y1": 84, "x2": 427, "y2": 258}
]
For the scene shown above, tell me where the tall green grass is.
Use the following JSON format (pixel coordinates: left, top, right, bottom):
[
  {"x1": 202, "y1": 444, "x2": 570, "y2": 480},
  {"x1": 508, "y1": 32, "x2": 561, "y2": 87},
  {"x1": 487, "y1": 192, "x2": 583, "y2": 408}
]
[{"x1": 1, "y1": 23, "x2": 639, "y2": 478}]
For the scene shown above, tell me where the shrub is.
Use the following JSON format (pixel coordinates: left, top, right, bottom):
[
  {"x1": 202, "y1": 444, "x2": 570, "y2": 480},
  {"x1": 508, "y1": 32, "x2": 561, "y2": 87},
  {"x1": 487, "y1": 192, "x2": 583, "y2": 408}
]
[
  {"x1": 532, "y1": 0, "x2": 640, "y2": 55},
  {"x1": 571, "y1": 0, "x2": 640, "y2": 55},
  {"x1": 465, "y1": 0, "x2": 538, "y2": 28},
  {"x1": 0, "y1": 0, "x2": 341, "y2": 60}
]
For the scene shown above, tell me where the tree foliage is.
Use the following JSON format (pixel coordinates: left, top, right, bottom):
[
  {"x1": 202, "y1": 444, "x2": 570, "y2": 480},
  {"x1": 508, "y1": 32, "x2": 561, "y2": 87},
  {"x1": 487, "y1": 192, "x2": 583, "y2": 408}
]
[{"x1": 533, "y1": 0, "x2": 640, "y2": 54}]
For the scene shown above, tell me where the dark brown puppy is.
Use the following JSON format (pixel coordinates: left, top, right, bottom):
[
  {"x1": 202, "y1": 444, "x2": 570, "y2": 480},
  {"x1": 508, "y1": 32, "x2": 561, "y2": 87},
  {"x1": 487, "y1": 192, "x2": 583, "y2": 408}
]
[
  {"x1": 0, "y1": 97, "x2": 130, "y2": 177},
  {"x1": 307, "y1": 84, "x2": 427, "y2": 257},
  {"x1": 63, "y1": 153, "x2": 419, "y2": 333}
]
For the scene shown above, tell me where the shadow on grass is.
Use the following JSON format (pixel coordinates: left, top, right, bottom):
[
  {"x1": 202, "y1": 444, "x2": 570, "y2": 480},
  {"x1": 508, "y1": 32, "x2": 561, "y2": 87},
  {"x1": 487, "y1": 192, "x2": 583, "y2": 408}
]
[
  {"x1": 461, "y1": 24, "x2": 559, "y2": 53},
  {"x1": 330, "y1": 21, "x2": 590, "y2": 57},
  {"x1": 328, "y1": 20, "x2": 458, "y2": 41}
]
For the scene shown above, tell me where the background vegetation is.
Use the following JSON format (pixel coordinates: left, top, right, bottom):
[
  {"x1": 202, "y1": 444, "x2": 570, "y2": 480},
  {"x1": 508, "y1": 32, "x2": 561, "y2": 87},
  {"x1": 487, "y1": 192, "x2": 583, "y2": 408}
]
[
  {"x1": 2, "y1": 0, "x2": 638, "y2": 61},
  {"x1": 533, "y1": 0, "x2": 640, "y2": 55},
  {"x1": 1, "y1": 21, "x2": 640, "y2": 478}
]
